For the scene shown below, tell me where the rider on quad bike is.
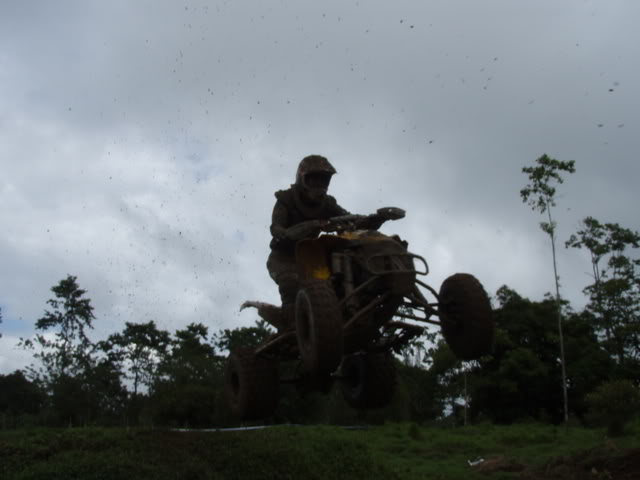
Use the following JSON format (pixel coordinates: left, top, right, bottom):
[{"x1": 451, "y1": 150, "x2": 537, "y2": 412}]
[
  {"x1": 228, "y1": 156, "x2": 494, "y2": 421},
  {"x1": 266, "y1": 155, "x2": 383, "y2": 331}
]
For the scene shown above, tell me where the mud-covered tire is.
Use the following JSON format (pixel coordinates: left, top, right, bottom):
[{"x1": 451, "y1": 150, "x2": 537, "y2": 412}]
[
  {"x1": 439, "y1": 273, "x2": 494, "y2": 361},
  {"x1": 295, "y1": 279, "x2": 343, "y2": 374},
  {"x1": 339, "y1": 353, "x2": 396, "y2": 409},
  {"x1": 224, "y1": 348, "x2": 279, "y2": 420}
]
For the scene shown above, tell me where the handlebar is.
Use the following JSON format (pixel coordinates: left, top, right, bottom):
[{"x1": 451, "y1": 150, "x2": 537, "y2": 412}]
[{"x1": 322, "y1": 207, "x2": 405, "y2": 233}]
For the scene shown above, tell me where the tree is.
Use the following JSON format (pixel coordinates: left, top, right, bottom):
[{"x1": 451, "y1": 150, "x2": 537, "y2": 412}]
[
  {"x1": 82, "y1": 357, "x2": 128, "y2": 425},
  {"x1": 213, "y1": 320, "x2": 274, "y2": 354},
  {"x1": 0, "y1": 370, "x2": 45, "y2": 428},
  {"x1": 586, "y1": 380, "x2": 640, "y2": 436},
  {"x1": 21, "y1": 275, "x2": 96, "y2": 382},
  {"x1": 566, "y1": 217, "x2": 640, "y2": 369},
  {"x1": 17, "y1": 275, "x2": 125, "y2": 426},
  {"x1": 468, "y1": 286, "x2": 610, "y2": 424},
  {"x1": 521, "y1": 154, "x2": 575, "y2": 422},
  {"x1": 469, "y1": 287, "x2": 559, "y2": 423},
  {"x1": 393, "y1": 303, "x2": 439, "y2": 368},
  {"x1": 562, "y1": 309, "x2": 614, "y2": 419},
  {"x1": 157, "y1": 323, "x2": 223, "y2": 386},
  {"x1": 395, "y1": 362, "x2": 442, "y2": 423},
  {"x1": 101, "y1": 321, "x2": 171, "y2": 397},
  {"x1": 427, "y1": 340, "x2": 469, "y2": 422},
  {"x1": 151, "y1": 323, "x2": 225, "y2": 427}
]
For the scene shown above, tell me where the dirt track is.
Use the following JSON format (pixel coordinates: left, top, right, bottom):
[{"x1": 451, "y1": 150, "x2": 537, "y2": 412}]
[
  {"x1": 473, "y1": 445, "x2": 640, "y2": 480},
  {"x1": 521, "y1": 446, "x2": 640, "y2": 480}
]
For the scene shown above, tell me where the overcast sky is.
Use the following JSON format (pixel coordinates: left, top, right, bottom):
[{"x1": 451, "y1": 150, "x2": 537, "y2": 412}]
[{"x1": 1, "y1": 0, "x2": 639, "y2": 373}]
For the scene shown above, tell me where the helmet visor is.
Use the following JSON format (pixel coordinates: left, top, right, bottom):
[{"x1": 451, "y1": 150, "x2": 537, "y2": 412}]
[{"x1": 303, "y1": 172, "x2": 332, "y2": 190}]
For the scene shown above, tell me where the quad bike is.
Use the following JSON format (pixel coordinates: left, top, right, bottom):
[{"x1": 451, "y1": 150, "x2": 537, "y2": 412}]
[{"x1": 225, "y1": 207, "x2": 494, "y2": 419}]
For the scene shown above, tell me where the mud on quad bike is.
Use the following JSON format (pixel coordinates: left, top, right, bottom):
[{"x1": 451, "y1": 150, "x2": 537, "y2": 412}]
[{"x1": 225, "y1": 207, "x2": 494, "y2": 420}]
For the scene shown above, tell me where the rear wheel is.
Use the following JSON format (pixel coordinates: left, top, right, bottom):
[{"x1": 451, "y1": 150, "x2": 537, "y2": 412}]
[
  {"x1": 225, "y1": 348, "x2": 279, "y2": 420},
  {"x1": 339, "y1": 353, "x2": 396, "y2": 409},
  {"x1": 295, "y1": 280, "x2": 343, "y2": 374},
  {"x1": 439, "y1": 273, "x2": 494, "y2": 360}
]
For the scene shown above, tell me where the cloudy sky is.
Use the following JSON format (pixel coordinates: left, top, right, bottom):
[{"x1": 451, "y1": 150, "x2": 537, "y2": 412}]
[{"x1": 1, "y1": 0, "x2": 638, "y2": 373}]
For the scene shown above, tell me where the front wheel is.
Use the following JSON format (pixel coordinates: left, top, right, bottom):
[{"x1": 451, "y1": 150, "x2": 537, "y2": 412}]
[
  {"x1": 439, "y1": 273, "x2": 494, "y2": 360},
  {"x1": 224, "y1": 348, "x2": 279, "y2": 420},
  {"x1": 295, "y1": 279, "x2": 343, "y2": 374}
]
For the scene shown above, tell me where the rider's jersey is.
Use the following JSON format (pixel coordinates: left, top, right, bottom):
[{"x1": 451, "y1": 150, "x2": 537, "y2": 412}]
[{"x1": 269, "y1": 186, "x2": 349, "y2": 254}]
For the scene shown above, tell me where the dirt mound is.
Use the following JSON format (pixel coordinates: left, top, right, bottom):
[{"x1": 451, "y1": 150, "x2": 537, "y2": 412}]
[
  {"x1": 471, "y1": 455, "x2": 525, "y2": 474},
  {"x1": 520, "y1": 444, "x2": 640, "y2": 480}
]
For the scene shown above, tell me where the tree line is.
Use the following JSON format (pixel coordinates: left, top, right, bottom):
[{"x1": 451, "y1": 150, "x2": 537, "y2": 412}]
[{"x1": 1, "y1": 155, "x2": 639, "y2": 431}]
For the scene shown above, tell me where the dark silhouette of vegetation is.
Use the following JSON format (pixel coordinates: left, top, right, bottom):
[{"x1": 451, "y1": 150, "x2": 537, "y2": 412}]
[
  {"x1": 467, "y1": 287, "x2": 611, "y2": 424},
  {"x1": 0, "y1": 370, "x2": 44, "y2": 428},
  {"x1": 20, "y1": 275, "x2": 96, "y2": 381},
  {"x1": 150, "y1": 323, "x2": 225, "y2": 427},
  {"x1": 3, "y1": 185, "x2": 640, "y2": 432},
  {"x1": 566, "y1": 217, "x2": 640, "y2": 375},
  {"x1": 101, "y1": 320, "x2": 171, "y2": 397},
  {"x1": 586, "y1": 379, "x2": 640, "y2": 436}
]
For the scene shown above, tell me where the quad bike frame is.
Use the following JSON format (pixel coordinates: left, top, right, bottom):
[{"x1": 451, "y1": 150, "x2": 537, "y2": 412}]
[{"x1": 225, "y1": 208, "x2": 494, "y2": 420}]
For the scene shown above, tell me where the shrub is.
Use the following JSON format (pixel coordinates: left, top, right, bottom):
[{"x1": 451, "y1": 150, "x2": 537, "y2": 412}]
[{"x1": 586, "y1": 380, "x2": 640, "y2": 436}]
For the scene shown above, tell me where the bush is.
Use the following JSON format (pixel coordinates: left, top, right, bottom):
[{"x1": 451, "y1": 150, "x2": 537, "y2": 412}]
[{"x1": 586, "y1": 380, "x2": 640, "y2": 436}]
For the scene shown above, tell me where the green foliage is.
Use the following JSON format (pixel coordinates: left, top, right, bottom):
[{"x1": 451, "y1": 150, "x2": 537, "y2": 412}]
[
  {"x1": 17, "y1": 276, "x2": 128, "y2": 426},
  {"x1": 471, "y1": 287, "x2": 559, "y2": 422},
  {"x1": 150, "y1": 323, "x2": 225, "y2": 427},
  {"x1": 393, "y1": 304, "x2": 439, "y2": 367},
  {"x1": 469, "y1": 286, "x2": 610, "y2": 423},
  {"x1": 101, "y1": 320, "x2": 171, "y2": 396},
  {"x1": 0, "y1": 371, "x2": 45, "y2": 428},
  {"x1": 426, "y1": 341, "x2": 467, "y2": 420},
  {"x1": 21, "y1": 275, "x2": 95, "y2": 381},
  {"x1": 520, "y1": 154, "x2": 576, "y2": 214},
  {"x1": 212, "y1": 320, "x2": 274, "y2": 354},
  {"x1": 13, "y1": 269, "x2": 638, "y2": 430},
  {"x1": 396, "y1": 362, "x2": 443, "y2": 422},
  {"x1": 566, "y1": 217, "x2": 640, "y2": 367},
  {"x1": 561, "y1": 311, "x2": 614, "y2": 418},
  {"x1": 586, "y1": 380, "x2": 640, "y2": 436}
]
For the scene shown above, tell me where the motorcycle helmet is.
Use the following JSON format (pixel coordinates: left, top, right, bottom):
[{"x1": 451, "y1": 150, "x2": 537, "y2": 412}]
[{"x1": 295, "y1": 155, "x2": 336, "y2": 205}]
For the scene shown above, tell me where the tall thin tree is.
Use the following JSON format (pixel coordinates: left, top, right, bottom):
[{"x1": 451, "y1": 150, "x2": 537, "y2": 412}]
[{"x1": 521, "y1": 154, "x2": 575, "y2": 423}]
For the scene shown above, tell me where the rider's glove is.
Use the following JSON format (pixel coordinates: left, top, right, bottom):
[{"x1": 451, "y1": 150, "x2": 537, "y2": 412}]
[
  {"x1": 359, "y1": 214, "x2": 385, "y2": 231},
  {"x1": 285, "y1": 220, "x2": 329, "y2": 241}
]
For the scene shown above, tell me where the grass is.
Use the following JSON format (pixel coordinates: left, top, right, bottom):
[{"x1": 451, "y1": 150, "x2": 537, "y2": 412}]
[
  {"x1": 1, "y1": 421, "x2": 638, "y2": 480},
  {"x1": 358, "y1": 420, "x2": 639, "y2": 479},
  {"x1": 0, "y1": 426, "x2": 397, "y2": 480}
]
